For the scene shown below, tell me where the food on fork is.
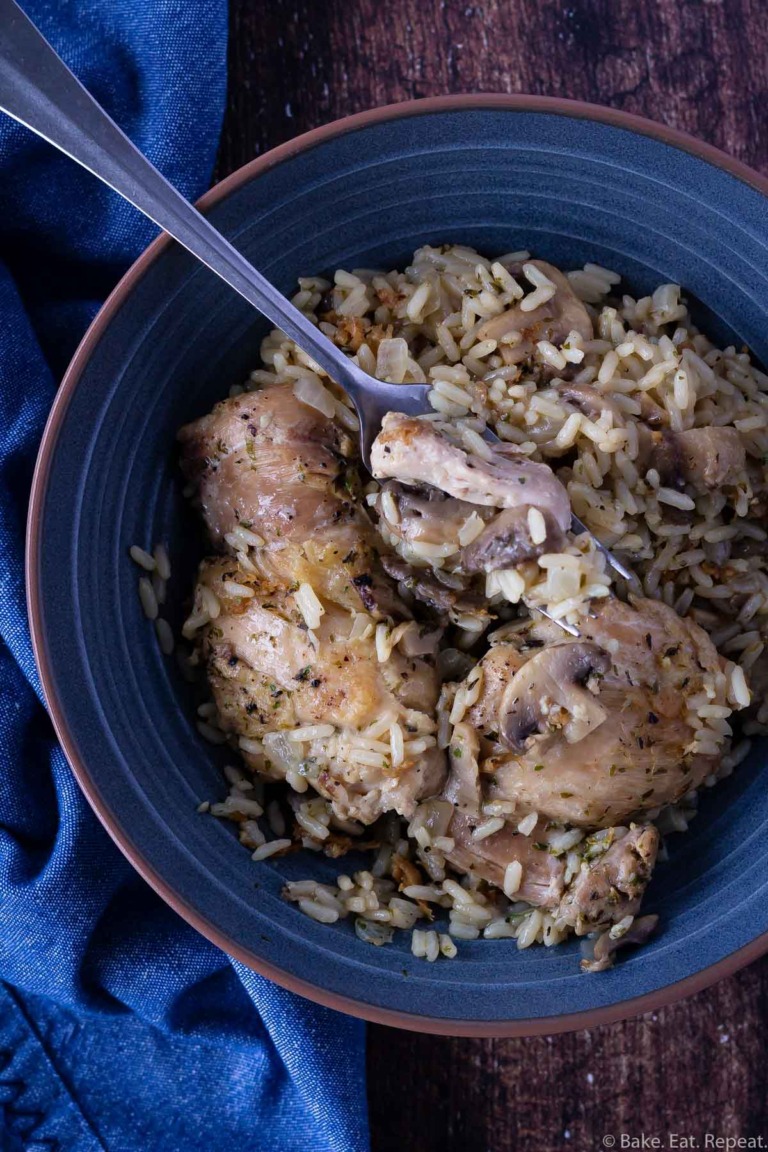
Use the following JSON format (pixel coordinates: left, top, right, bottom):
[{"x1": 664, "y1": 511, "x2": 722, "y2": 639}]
[{"x1": 150, "y1": 244, "x2": 765, "y2": 971}]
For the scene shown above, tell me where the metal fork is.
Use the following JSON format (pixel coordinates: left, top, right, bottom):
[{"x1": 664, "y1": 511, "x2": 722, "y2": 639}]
[
  {"x1": 479, "y1": 427, "x2": 635, "y2": 585},
  {"x1": 0, "y1": 0, "x2": 432, "y2": 447},
  {"x1": 0, "y1": 0, "x2": 634, "y2": 634}
]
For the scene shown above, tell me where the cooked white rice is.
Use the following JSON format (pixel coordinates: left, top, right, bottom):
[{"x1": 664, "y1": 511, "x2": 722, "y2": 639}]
[{"x1": 152, "y1": 243, "x2": 767, "y2": 966}]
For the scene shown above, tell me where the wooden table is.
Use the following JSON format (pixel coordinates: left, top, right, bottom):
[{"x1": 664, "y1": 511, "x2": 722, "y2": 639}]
[{"x1": 218, "y1": 3, "x2": 768, "y2": 1147}]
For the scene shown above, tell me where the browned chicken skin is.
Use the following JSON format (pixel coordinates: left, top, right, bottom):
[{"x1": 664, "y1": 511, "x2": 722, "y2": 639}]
[
  {"x1": 179, "y1": 383, "x2": 402, "y2": 618},
  {"x1": 180, "y1": 384, "x2": 448, "y2": 826},
  {"x1": 196, "y1": 558, "x2": 445, "y2": 824}
]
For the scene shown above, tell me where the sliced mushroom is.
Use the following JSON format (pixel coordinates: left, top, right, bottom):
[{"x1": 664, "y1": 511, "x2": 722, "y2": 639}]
[
  {"x1": 476, "y1": 260, "x2": 594, "y2": 367},
  {"x1": 643, "y1": 426, "x2": 746, "y2": 492},
  {"x1": 498, "y1": 642, "x2": 611, "y2": 752},
  {"x1": 375, "y1": 481, "x2": 488, "y2": 551},
  {"x1": 581, "y1": 913, "x2": 659, "y2": 973},
  {"x1": 371, "y1": 412, "x2": 572, "y2": 528},
  {"x1": 380, "y1": 553, "x2": 486, "y2": 617},
  {"x1": 556, "y1": 382, "x2": 625, "y2": 426},
  {"x1": 460, "y1": 505, "x2": 567, "y2": 573}
]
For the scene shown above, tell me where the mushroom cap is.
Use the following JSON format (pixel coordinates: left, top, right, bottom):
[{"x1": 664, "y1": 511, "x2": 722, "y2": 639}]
[
  {"x1": 476, "y1": 260, "x2": 594, "y2": 356},
  {"x1": 498, "y1": 641, "x2": 611, "y2": 752},
  {"x1": 460, "y1": 505, "x2": 566, "y2": 573}
]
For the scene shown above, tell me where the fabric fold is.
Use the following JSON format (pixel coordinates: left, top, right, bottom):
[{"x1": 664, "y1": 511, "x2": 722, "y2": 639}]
[{"x1": 0, "y1": 3, "x2": 368, "y2": 1149}]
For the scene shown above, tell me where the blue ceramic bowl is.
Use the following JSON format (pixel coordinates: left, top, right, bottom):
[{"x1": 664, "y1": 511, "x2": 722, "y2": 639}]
[{"x1": 28, "y1": 96, "x2": 768, "y2": 1035}]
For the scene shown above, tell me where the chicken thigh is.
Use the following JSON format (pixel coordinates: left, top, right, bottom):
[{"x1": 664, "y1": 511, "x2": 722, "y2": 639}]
[
  {"x1": 179, "y1": 382, "x2": 402, "y2": 618},
  {"x1": 195, "y1": 557, "x2": 445, "y2": 825},
  {"x1": 440, "y1": 720, "x2": 659, "y2": 932},
  {"x1": 458, "y1": 596, "x2": 737, "y2": 827}
]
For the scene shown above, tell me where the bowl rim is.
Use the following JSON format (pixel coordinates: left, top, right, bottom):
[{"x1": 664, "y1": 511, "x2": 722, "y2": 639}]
[{"x1": 26, "y1": 92, "x2": 768, "y2": 1037}]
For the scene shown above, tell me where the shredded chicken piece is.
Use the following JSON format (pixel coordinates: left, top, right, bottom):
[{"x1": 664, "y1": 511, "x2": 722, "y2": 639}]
[
  {"x1": 580, "y1": 914, "x2": 659, "y2": 973},
  {"x1": 557, "y1": 825, "x2": 659, "y2": 931}
]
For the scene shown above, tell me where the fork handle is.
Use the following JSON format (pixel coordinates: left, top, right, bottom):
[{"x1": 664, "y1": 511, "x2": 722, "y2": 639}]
[{"x1": 0, "y1": 0, "x2": 352, "y2": 385}]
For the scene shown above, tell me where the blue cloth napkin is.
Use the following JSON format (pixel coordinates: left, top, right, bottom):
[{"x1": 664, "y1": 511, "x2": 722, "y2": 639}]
[{"x1": 0, "y1": 3, "x2": 368, "y2": 1148}]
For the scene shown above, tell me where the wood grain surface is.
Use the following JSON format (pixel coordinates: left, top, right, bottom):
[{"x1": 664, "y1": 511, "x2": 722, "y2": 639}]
[{"x1": 218, "y1": 2, "x2": 768, "y2": 1148}]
